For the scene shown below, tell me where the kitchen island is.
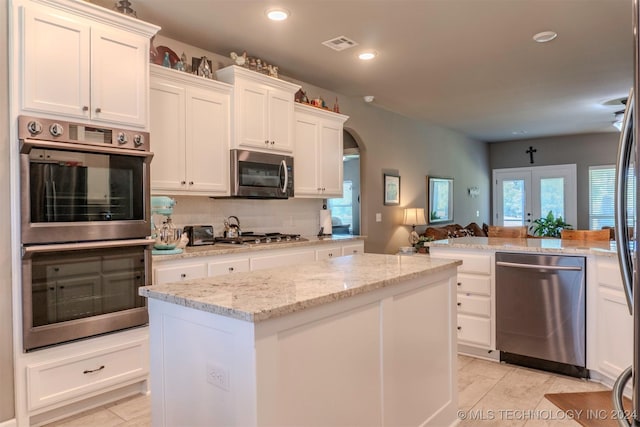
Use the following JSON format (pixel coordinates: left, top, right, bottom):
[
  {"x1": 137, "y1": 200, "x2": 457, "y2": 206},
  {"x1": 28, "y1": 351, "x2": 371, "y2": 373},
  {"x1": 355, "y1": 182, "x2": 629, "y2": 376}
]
[{"x1": 140, "y1": 253, "x2": 461, "y2": 427}]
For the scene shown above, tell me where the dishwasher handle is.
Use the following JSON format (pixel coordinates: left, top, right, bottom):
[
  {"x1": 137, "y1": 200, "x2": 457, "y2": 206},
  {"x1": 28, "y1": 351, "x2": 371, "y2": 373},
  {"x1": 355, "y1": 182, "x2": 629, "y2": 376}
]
[{"x1": 496, "y1": 261, "x2": 583, "y2": 271}]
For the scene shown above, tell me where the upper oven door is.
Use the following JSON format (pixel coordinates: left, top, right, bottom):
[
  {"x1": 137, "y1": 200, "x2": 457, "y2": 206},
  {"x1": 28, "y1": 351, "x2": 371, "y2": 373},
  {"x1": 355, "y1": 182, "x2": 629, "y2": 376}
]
[{"x1": 21, "y1": 143, "x2": 152, "y2": 244}]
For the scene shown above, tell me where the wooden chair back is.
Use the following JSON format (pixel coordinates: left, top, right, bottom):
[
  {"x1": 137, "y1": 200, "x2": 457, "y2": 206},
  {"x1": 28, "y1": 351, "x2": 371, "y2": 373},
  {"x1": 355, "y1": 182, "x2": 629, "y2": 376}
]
[
  {"x1": 560, "y1": 229, "x2": 610, "y2": 241},
  {"x1": 487, "y1": 225, "x2": 528, "y2": 238}
]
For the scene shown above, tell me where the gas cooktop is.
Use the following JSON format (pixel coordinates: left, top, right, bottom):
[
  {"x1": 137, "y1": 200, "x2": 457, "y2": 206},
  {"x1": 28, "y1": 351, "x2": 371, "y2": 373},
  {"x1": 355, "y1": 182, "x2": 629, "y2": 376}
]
[{"x1": 214, "y1": 232, "x2": 307, "y2": 245}]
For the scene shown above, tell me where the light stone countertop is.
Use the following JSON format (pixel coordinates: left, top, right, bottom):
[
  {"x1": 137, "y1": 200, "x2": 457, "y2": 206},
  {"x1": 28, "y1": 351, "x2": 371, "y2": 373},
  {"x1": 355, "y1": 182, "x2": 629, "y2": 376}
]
[
  {"x1": 139, "y1": 253, "x2": 461, "y2": 322},
  {"x1": 427, "y1": 236, "x2": 617, "y2": 257},
  {"x1": 152, "y1": 235, "x2": 365, "y2": 261}
]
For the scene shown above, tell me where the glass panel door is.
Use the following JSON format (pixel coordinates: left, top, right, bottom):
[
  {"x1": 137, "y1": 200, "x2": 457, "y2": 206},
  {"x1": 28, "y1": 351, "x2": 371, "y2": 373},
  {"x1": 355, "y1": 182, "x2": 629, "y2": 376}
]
[
  {"x1": 494, "y1": 171, "x2": 532, "y2": 226},
  {"x1": 493, "y1": 165, "x2": 577, "y2": 229}
]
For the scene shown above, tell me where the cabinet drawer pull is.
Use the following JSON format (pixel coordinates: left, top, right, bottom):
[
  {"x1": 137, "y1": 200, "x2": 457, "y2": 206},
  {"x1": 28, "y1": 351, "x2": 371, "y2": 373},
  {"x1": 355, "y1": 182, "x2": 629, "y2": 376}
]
[
  {"x1": 180, "y1": 273, "x2": 187, "y2": 278},
  {"x1": 95, "y1": 107, "x2": 102, "y2": 113},
  {"x1": 228, "y1": 267, "x2": 234, "y2": 272},
  {"x1": 457, "y1": 326, "x2": 462, "y2": 330},
  {"x1": 328, "y1": 253, "x2": 333, "y2": 257},
  {"x1": 83, "y1": 365, "x2": 105, "y2": 374},
  {"x1": 265, "y1": 140, "x2": 270, "y2": 145},
  {"x1": 457, "y1": 282, "x2": 461, "y2": 286},
  {"x1": 181, "y1": 181, "x2": 186, "y2": 185},
  {"x1": 270, "y1": 140, "x2": 275, "y2": 145},
  {"x1": 457, "y1": 302, "x2": 462, "y2": 306},
  {"x1": 189, "y1": 181, "x2": 194, "y2": 185},
  {"x1": 82, "y1": 106, "x2": 89, "y2": 111}
]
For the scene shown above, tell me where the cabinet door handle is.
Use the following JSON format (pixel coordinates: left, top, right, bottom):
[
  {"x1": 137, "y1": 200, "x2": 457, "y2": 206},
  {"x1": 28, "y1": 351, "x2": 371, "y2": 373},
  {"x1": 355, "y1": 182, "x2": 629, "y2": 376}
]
[
  {"x1": 181, "y1": 181, "x2": 186, "y2": 185},
  {"x1": 83, "y1": 365, "x2": 105, "y2": 374},
  {"x1": 457, "y1": 326, "x2": 462, "y2": 330},
  {"x1": 82, "y1": 106, "x2": 89, "y2": 111},
  {"x1": 457, "y1": 282, "x2": 461, "y2": 286},
  {"x1": 95, "y1": 107, "x2": 102, "y2": 113},
  {"x1": 228, "y1": 267, "x2": 234, "y2": 272},
  {"x1": 328, "y1": 253, "x2": 333, "y2": 257},
  {"x1": 189, "y1": 181, "x2": 194, "y2": 185},
  {"x1": 264, "y1": 140, "x2": 270, "y2": 145},
  {"x1": 180, "y1": 273, "x2": 187, "y2": 278},
  {"x1": 271, "y1": 140, "x2": 275, "y2": 145},
  {"x1": 457, "y1": 302, "x2": 461, "y2": 306}
]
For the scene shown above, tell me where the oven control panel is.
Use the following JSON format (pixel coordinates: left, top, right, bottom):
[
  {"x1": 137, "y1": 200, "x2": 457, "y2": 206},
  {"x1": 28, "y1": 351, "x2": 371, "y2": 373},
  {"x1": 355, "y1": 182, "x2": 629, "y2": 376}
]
[{"x1": 18, "y1": 115, "x2": 150, "y2": 152}]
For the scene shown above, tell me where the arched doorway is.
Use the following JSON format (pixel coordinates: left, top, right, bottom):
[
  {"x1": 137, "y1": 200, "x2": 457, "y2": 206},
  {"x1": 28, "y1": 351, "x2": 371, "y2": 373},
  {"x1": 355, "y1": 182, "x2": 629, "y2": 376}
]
[{"x1": 327, "y1": 129, "x2": 361, "y2": 235}]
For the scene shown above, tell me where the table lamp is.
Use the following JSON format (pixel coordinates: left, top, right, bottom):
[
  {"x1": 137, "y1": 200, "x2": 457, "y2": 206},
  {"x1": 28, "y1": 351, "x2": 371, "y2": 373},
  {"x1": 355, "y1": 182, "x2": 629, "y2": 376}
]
[{"x1": 403, "y1": 208, "x2": 427, "y2": 245}]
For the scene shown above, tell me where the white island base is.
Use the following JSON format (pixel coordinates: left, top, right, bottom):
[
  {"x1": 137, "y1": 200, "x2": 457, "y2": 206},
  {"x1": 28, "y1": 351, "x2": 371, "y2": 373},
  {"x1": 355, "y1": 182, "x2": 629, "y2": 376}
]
[{"x1": 147, "y1": 259, "x2": 458, "y2": 426}]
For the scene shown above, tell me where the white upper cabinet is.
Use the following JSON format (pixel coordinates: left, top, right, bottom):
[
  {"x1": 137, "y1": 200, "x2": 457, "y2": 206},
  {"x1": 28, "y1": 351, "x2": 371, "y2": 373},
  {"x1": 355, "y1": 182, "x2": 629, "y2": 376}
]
[
  {"x1": 150, "y1": 65, "x2": 232, "y2": 196},
  {"x1": 294, "y1": 103, "x2": 348, "y2": 198},
  {"x1": 17, "y1": 0, "x2": 159, "y2": 128},
  {"x1": 216, "y1": 66, "x2": 300, "y2": 154}
]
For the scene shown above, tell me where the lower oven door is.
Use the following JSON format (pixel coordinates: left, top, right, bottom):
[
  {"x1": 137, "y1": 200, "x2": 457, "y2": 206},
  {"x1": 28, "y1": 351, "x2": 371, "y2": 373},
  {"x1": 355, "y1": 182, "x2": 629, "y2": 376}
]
[{"x1": 22, "y1": 239, "x2": 152, "y2": 351}]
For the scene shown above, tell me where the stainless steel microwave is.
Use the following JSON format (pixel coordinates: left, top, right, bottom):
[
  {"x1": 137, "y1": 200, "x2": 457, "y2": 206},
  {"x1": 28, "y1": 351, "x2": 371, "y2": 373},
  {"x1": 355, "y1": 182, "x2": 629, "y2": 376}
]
[{"x1": 229, "y1": 149, "x2": 294, "y2": 199}]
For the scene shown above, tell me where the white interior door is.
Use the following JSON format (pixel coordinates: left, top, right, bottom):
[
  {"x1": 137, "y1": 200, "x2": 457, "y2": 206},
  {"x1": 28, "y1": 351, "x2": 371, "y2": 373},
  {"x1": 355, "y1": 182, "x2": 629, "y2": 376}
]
[{"x1": 493, "y1": 164, "x2": 577, "y2": 228}]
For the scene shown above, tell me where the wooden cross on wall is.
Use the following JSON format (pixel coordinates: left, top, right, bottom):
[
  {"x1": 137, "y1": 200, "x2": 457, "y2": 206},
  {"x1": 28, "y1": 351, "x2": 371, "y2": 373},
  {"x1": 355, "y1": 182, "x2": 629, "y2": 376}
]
[{"x1": 526, "y1": 146, "x2": 537, "y2": 164}]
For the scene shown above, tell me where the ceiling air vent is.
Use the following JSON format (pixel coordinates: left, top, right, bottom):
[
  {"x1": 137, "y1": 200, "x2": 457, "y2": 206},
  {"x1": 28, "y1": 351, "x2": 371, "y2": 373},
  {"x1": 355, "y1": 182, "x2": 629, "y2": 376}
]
[{"x1": 322, "y1": 36, "x2": 358, "y2": 52}]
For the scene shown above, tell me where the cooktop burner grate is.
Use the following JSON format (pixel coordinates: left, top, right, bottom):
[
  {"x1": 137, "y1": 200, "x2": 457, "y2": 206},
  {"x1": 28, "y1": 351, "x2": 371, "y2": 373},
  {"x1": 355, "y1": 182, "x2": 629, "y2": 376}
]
[{"x1": 214, "y1": 232, "x2": 306, "y2": 245}]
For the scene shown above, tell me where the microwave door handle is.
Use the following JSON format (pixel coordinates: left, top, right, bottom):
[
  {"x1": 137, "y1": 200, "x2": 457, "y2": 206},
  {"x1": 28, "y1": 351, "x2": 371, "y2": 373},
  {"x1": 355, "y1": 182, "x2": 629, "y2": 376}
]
[{"x1": 280, "y1": 159, "x2": 287, "y2": 193}]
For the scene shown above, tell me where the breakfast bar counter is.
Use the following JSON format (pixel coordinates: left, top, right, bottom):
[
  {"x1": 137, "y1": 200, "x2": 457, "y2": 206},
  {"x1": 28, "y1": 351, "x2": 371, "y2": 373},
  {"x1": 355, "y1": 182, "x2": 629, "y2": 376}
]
[
  {"x1": 140, "y1": 254, "x2": 461, "y2": 427},
  {"x1": 427, "y1": 236, "x2": 616, "y2": 257}
]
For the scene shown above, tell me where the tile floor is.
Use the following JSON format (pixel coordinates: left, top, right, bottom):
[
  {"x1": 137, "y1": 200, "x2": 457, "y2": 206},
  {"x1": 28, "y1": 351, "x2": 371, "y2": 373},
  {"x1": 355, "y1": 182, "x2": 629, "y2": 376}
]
[{"x1": 45, "y1": 355, "x2": 609, "y2": 426}]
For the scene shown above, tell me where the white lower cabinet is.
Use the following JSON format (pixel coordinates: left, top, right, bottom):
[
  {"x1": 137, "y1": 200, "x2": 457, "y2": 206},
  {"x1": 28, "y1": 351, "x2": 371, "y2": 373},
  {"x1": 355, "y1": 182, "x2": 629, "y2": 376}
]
[
  {"x1": 316, "y1": 245, "x2": 341, "y2": 260},
  {"x1": 153, "y1": 261, "x2": 207, "y2": 285},
  {"x1": 591, "y1": 256, "x2": 633, "y2": 382},
  {"x1": 342, "y1": 241, "x2": 365, "y2": 256},
  {"x1": 153, "y1": 240, "x2": 365, "y2": 285},
  {"x1": 429, "y1": 248, "x2": 494, "y2": 352},
  {"x1": 208, "y1": 257, "x2": 250, "y2": 277},
  {"x1": 18, "y1": 327, "x2": 149, "y2": 425}
]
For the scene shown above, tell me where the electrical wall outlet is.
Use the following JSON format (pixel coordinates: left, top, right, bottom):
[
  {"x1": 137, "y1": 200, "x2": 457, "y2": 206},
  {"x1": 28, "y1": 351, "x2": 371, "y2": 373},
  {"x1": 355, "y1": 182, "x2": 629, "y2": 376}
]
[{"x1": 206, "y1": 362, "x2": 230, "y2": 391}]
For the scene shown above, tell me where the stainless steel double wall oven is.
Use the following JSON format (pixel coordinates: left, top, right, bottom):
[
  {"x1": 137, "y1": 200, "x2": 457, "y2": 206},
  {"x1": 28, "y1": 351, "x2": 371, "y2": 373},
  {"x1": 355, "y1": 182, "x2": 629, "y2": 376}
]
[{"x1": 19, "y1": 116, "x2": 153, "y2": 351}]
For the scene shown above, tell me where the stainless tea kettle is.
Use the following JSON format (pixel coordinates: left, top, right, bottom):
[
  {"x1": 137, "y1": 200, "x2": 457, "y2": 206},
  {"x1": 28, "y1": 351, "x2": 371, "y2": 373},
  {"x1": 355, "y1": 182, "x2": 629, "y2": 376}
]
[{"x1": 223, "y1": 215, "x2": 241, "y2": 238}]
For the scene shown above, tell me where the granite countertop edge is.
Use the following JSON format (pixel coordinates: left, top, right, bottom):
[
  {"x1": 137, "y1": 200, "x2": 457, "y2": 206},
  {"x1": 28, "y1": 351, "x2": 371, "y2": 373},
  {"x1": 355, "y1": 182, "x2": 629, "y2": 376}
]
[
  {"x1": 153, "y1": 235, "x2": 366, "y2": 260},
  {"x1": 140, "y1": 254, "x2": 461, "y2": 323},
  {"x1": 426, "y1": 236, "x2": 617, "y2": 257}
]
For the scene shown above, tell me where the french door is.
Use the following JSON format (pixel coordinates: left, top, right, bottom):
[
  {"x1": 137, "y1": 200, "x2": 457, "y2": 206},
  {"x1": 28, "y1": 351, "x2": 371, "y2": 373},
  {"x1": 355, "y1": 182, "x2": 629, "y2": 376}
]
[{"x1": 493, "y1": 164, "x2": 577, "y2": 229}]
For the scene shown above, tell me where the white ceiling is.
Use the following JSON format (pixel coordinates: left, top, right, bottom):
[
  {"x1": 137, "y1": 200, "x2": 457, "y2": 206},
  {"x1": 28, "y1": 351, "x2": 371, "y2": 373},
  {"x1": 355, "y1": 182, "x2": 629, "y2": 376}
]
[{"x1": 124, "y1": 0, "x2": 633, "y2": 142}]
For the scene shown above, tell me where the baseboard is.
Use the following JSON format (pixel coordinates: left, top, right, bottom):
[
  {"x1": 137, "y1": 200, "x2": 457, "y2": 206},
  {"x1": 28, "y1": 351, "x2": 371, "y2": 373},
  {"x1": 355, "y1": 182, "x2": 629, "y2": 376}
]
[{"x1": 0, "y1": 418, "x2": 17, "y2": 427}]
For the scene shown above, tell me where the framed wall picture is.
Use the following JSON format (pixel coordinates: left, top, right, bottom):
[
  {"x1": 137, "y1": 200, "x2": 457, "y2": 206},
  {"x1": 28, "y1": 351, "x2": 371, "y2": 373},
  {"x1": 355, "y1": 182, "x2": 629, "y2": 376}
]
[
  {"x1": 383, "y1": 174, "x2": 400, "y2": 206},
  {"x1": 428, "y1": 176, "x2": 453, "y2": 223}
]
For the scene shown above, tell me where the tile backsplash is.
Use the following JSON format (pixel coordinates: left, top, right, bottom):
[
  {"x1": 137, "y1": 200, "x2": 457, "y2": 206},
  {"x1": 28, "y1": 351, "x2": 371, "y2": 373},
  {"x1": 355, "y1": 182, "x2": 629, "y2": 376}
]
[{"x1": 157, "y1": 195, "x2": 324, "y2": 237}]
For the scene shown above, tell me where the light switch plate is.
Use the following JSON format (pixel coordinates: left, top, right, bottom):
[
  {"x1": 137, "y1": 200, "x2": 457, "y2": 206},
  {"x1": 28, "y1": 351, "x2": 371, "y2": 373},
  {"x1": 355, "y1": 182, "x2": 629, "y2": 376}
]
[{"x1": 376, "y1": 213, "x2": 382, "y2": 222}]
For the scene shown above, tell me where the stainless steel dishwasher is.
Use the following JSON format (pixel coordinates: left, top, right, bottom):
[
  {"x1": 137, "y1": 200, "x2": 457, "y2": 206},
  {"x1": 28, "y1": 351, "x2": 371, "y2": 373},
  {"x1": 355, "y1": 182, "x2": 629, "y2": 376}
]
[{"x1": 495, "y1": 252, "x2": 587, "y2": 378}]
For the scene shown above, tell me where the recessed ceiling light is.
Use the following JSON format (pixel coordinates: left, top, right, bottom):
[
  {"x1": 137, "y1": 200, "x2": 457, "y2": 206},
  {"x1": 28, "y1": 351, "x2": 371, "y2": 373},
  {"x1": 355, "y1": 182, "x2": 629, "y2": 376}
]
[
  {"x1": 358, "y1": 51, "x2": 377, "y2": 60},
  {"x1": 266, "y1": 8, "x2": 289, "y2": 21},
  {"x1": 532, "y1": 31, "x2": 558, "y2": 43}
]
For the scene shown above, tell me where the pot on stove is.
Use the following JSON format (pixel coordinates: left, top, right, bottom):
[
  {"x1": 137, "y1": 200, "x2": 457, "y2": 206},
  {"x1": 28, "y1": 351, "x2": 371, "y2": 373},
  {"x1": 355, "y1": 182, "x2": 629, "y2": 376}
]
[{"x1": 223, "y1": 215, "x2": 241, "y2": 238}]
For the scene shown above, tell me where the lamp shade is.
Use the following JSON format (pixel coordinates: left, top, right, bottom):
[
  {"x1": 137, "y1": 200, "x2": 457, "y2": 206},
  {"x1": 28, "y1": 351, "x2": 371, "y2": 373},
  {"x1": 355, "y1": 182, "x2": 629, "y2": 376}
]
[{"x1": 403, "y1": 208, "x2": 427, "y2": 226}]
